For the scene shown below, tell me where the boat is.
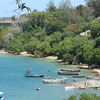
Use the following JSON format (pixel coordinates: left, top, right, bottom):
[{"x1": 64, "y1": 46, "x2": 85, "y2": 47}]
[
  {"x1": 43, "y1": 77, "x2": 67, "y2": 84},
  {"x1": 73, "y1": 75, "x2": 85, "y2": 78},
  {"x1": 25, "y1": 70, "x2": 44, "y2": 77},
  {"x1": 77, "y1": 65, "x2": 89, "y2": 69},
  {"x1": 58, "y1": 70, "x2": 79, "y2": 75},
  {"x1": 25, "y1": 74, "x2": 44, "y2": 77},
  {"x1": 0, "y1": 92, "x2": 4, "y2": 100},
  {"x1": 64, "y1": 85, "x2": 76, "y2": 90},
  {"x1": 60, "y1": 69, "x2": 80, "y2": 72},
  {"x1": 86, "y1": 76, "x2": 100, "y2": 80}
]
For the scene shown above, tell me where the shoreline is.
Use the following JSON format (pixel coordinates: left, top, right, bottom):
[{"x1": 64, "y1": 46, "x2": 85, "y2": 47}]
[
  {"x1": 0, "y1": 49, "x2": 9, "y2": 54},
  {"x1": 0, "y1": 49, "x2": 58, "y2": 60},
  {"x1": 0, "y1": 49, "x2": 99, "y2": 73}
]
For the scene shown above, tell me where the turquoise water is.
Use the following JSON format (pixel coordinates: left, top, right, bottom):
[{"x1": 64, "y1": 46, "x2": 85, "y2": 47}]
[{"x1": 0, "y1": 54, "x2": 100, "y2": 100}]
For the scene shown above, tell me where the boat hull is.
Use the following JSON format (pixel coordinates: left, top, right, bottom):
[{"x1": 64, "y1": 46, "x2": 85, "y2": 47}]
[
  {"x1": 58, "y1": 71, "x2": 79, "y2": 75},
  {"x1": 43, "y1": 78, "x2": 67, "y2": 84},
  {"x1": 73, "y1": 75, "x2": 85, "y2": 78},
  {"x1": 61, "y1": 69, "x2": 80, "y2": 72},
  {"x1": 25, "y1": 74, "x2": 44, "y2": 77}
]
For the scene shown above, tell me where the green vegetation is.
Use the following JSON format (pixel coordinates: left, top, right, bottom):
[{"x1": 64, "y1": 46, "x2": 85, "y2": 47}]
[
  {"x1": 67, "y1": 94, "x2": 100, "y2": 100},
  {"x1": 0, "y1": 0, "x2": 100, "y2": 66}
]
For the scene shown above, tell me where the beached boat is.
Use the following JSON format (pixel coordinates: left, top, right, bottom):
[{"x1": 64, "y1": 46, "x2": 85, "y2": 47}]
[
  {"x1": 58, "y1": 70, "x2": 79, "y2": 75},
  {"x1": 60, "y1": 69, "x2": 80, "y2": 72},
  {"x1": 43, "y1": 77, "x2": 67, "y2": 84},
  {"x1": 73, "y1": 75, "x2": 85, "y2": 78}
]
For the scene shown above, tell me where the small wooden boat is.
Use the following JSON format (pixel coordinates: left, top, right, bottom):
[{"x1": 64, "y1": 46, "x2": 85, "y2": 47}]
[
  {"x1": 43, "y1": 77, "x2": 67, "y2": 84},
  {"x1": 58, "y1": 71, "x2": 79, "y2": 75},
  {"x1": 72, "y1": 75, "x2": 85, "y2": 78},
  {"x1": 86, "y1": 76, "x2": 100, "y2": 80},
  {"x1": 60, "y1": 69, "x2": 80, "y2": 72},
  {"x1": 25, "y1": 74, "x2": 44, "y2": 77},
  {"x1": 25, "y1": 70, "x2": 44, "y2": 77}
]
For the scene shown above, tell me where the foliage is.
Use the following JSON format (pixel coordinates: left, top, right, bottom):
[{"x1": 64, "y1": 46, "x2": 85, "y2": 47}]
[
  {"x1": 68, "y1": 94, "x2": 100, "y2": 100},
  {"x1": 80, "y1": 94, "x2": 100, "y2": 100},
  {"x1": 47, "y1": 0, "x2": 56, "y2": 12},
  {"x1": 16, "y1": 0, "x2": 31, "y2": 11},
  {"x1": 76, "y1": 5, "x2": 93, "y2": 21},
  {"x1": 7, "y1": 37, "x2": 24, "y2": 53},
  {"x1": 90, "y1": 20, "x2": 100, "y2": 38},
  {"x1": 93, "y1": 48, "x2": 100, "y2": 65},
  {"x1": 68, "y1": 95, "x2": 77, "y2": 100},
  {"x1": 0, "y1": 0, "x2": 100, "y2": 66},
  {"x1": 95, "y1": 36, "x2": 100, "y2": 48},
  {"x1": 86, "y1": 0, "x2": 100, "y2": 17}
]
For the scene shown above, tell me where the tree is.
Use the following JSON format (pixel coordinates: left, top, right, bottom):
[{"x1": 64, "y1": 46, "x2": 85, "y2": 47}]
[
  {"x1": 95, "y1": 36, "x2": 100, "y2": 48},
  {"x1": 76, "y1": 5, "x2": 93, "y2": 21},
  {"x1": 72, "y1": 36, "x2": 89, "y2": 63},
  {"x1": 11, "y1": 15, "x2": 16, "y2": 21},
  {"x1": 68, "y1": 94, "x2": 100, "y2": 100},
  {"x1": 22, "y1": 12, "x2": 46, "y2": 32},
  {"x1": 86, "y1": 0, "x2": 100, "y2": 17},
  {"x1": 82, "y1": 41, "x2": 94, "y2": 65},
  {"x1": 15, "y1": 0, "x2": 31, "y2": 11},
  {"x1": 68, "y1": 95, "x2": 77, "y2": 100},
  {"x1": 80, "y1": 94, "x2": 99, "y2": 100},
  {"x1": 93, "y1": 48, "x2": 100, "y2": 65},
  {"x1": 7, "y1": 37, "x2": 24, "y2": 53},
  {"x1": 58, "y1": 0, "x2": 81, "y2": 24},
  {"x1": 90, "y1": 19, "x2": 100, "y2": 38},
  {"x1": 47, "y1": 0, "x2": 56, "y2": 12}
]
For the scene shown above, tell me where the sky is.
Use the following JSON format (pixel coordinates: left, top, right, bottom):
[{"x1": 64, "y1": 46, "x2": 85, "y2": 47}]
[{"x1": 0, "y1": 0, "x2": 86, "y2": 17}]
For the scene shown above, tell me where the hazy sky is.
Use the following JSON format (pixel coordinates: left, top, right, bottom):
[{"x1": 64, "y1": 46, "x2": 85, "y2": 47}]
[{"x1": 0, "y1": 0, "x2": 85, "y2": 17}]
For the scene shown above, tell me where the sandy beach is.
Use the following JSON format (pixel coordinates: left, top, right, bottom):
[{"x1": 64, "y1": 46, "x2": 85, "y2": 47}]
[
  {"x1": 20, "y1": 51, "x2": 33, "y2": 57},
  {"x1": 45, "y1": 56, "x2": 58, "y2": 60},
  {"x1": 94, "y1": 69, "x2": 100, "y2": 75},
  {"x1": 0, "y1": 49, "x2": 8, "y2": 54}
]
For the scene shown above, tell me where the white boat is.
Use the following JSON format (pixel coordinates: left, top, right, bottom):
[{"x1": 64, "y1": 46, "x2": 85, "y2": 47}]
[
  {"x1": 0, "y1": 92, "x2": 4, "y2": 100},
  {"x1": 64, "y1": 86, "x2": 76, "y2": 90},
  {"x1": 43, "y1": 77, "x2": 67, "y2": 84}
]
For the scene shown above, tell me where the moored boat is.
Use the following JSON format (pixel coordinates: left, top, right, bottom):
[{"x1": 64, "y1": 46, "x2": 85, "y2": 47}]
[
  {"x1": 25, "y1": 70, "x2": 44, "y2": 77},
  {"x1": 60, "y1": 69, "x2": 80, "y2": 72},
  {"x1": 86, "y1": 76, "x2": 100, "y2": 80},
  {"x1": 58, "y1": 70, "x2": 79, "y2": 75},
  {"x1": 43, "y1": 77, "x2": 67, "y2": 84},
  {"x1": 0, "y1": 92, "x2": 4, "y2": 100},
  {"x1": 64, "y1": 85, "x2": 76, "y2": 90},
  {"x1": 25, "y1": 74, "x2": 44, "y2": 77},
  {"x1": 73, "y1": 75, "x2": 85, "y2": 78}
]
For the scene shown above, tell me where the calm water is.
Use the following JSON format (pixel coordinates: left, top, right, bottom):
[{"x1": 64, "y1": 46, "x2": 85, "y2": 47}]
[{"x1": 0, "y1": 54, "x2": 100, "y2": 100}]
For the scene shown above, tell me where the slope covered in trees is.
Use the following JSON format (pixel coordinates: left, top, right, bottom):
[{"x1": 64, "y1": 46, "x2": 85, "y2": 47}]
[{"x1": 0, "y1": 0, "x2": 100, "y2": 66}]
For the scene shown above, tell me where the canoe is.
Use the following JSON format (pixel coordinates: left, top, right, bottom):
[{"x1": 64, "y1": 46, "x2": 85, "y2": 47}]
[
  {"x1": 60, "y1": 69, "x2": 80, "y2": 72},
  {"x1": 73, "y1": 75, "x2": 85, "y2": 78},
  {"x1": 25, "y1": 74, "x2": 44, "y2": 77},
  {"x1": 58, "y1": 71, "x2": 79, "y2": 75},
  {"x1": 43, "y1": 77, "x2": 67, "y2": 84}
]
